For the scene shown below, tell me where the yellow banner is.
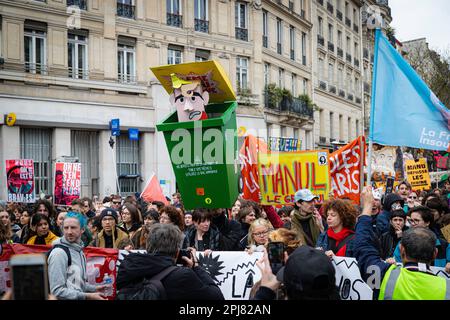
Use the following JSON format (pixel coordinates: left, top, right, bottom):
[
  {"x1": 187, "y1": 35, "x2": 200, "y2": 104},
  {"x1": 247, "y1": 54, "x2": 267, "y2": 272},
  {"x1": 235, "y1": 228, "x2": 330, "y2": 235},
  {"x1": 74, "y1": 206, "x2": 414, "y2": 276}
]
[
  {"x1": 405, "y1": 158, "x2": 431, "y2": 191},
  {"x1": 258, "y1": 150, "x2": 330, "y2": 205}
]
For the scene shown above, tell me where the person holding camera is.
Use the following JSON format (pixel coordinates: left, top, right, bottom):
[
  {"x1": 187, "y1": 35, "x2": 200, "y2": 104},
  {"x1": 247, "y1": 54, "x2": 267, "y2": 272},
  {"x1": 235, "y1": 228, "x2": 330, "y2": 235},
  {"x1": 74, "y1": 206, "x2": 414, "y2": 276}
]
[{"x1": 116, "y1": 223, "x2": 224, "y2": 300}]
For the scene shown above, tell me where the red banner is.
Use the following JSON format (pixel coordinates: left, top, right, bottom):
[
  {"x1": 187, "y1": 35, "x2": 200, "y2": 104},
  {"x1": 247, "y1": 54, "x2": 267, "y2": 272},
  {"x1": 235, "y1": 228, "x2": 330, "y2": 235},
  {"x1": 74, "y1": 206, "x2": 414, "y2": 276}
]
[
  {"x1": 0, "y1": 244, "x2": 118, "y2": 299},
  {"x1": 239, "y1": 135, "x2": 268, "y2": 202},
  {"x1": 329, "y1": 136, "x2": 366, "y2": 204}
]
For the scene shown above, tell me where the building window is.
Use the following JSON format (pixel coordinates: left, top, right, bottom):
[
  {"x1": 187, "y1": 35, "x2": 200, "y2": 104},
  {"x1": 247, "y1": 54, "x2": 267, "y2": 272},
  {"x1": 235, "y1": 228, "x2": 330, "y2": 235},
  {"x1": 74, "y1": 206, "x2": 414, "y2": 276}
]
[
  {"x1": 348, "y1": 117, "x2": 351, "y2": 141},
  {"x1": 236, "y1": 56, "x2": 248, "y2": 90},
  {"x1": 338, "y1": 67, "x2": 343, "y2": 89},
  {"x1": 168, "y1": 45, "x2": 183, "y2": 65},
  {"x1": 337, "y1": 30, "x2": 342, "y2": 48},
  {"x1": 235, "y1": 2, "x2": 248, "y2": 41},
  {"x1": 195, "y1": 0, "x2": 209, "y2": 32},
  {"x1": 24, "y1": 21, "x2": 47, "y2": 74},
  {"x1": 318, "y1": 57, "x2": 324, "y2": 81},
  {"x1": 195, "y1": 49, "x2": 210, "y2": 62},
  {"x1": 71, "y1": 131, "x2": 99, "y2": 197},
  {"x1": 264, "y1": 63, "x2": 270, "y2": 87},
  {"x1": 330, "y1": 112, "x2": 334, "y2": 141},
  {"x1": 318, "y1": 17, "x2": 323, "y2": 36},
  {"x1": 116, "y1": 134, "x2": 140, "y2": 196},
  {"x1": 291, "y1": 73, "x2": 297, "y2": 96},
  {"x1": 68, "y1": 31, "x2": 88, "y2": 79},
  {"x1": 346, "y1": 36, "x2": 351, "y2": 53},
  {"x1": 356, "y1": 119, "x2": 360, "y2": 136},
  {"x1": 355, "y1": 77, "x2": 360, "y2": 95},
  {"x1": 328, "y1": 63, "x2": 334, "y2": 85},
  {"x1": 290, "y1": 25, "x2": 295, "y2": 60},
  {"x1": 67, "y1": 0, "x2": 87, "y2": 10},
  {"x1": 20, "y1": 128, "x2": 52, "y2": 197},
  {"x1": 303, "y1": 78, "x2": 307, "y2": 94},
  {"x1": 118, "y1": 37, "x2": 136, "y2": 83},
  {"x1": 339, "y1": 114, "x2": 345, "y2": 141},
  {"x1": 262, "y1": 10, "x2": 268, "y2": 48},
  {"x1": 277, "y1": 19, "x2": 282, "y2": 54},
  {"x1": 278, "y1": 68, "x2": 284, "y2": 88},
  {"x1": 301, "y1": 32, "x2": 307, "y2": 65},
  {"x1": 117, "y1": 0, "x2": 135, "y2": 19},
  {"x1": 328, "y1": 24, "x2": 333, "y2": 43},
  {"x1": 167, "y1": 0, "x2": 182, "y2": 27}
]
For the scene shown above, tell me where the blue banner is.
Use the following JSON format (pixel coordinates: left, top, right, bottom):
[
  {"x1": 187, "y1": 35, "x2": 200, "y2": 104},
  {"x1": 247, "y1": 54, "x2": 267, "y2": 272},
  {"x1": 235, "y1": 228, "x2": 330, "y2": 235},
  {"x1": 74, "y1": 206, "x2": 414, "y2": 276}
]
[{"x1": 370, "y1": 29, "x2": 450, "y2": 151}]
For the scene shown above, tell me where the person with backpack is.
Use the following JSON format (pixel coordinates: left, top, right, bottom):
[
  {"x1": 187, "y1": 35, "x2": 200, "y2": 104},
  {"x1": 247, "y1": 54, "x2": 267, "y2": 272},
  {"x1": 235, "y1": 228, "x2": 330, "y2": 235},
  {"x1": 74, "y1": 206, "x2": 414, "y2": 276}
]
[
  {"x1": 47, "y1": 211, "x2": 107, "y2": 300},
  {"x1": 116, "y1": 223, "x2": 224, "y2": 300}
]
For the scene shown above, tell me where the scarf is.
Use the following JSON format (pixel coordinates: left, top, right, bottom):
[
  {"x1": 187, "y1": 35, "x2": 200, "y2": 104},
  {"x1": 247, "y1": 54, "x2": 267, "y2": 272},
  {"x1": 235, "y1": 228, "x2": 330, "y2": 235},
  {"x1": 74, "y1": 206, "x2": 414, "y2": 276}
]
[{"x1": 291, "y1": 209, "x2": 320, "y2": 246}]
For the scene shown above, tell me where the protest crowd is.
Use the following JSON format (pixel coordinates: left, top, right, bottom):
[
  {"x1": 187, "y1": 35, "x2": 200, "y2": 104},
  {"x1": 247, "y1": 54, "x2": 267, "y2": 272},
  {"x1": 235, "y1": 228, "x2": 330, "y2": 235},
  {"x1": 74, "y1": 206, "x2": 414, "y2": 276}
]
[{"x1": 1, "y1": 175, "x2": 450, "y2": 301}]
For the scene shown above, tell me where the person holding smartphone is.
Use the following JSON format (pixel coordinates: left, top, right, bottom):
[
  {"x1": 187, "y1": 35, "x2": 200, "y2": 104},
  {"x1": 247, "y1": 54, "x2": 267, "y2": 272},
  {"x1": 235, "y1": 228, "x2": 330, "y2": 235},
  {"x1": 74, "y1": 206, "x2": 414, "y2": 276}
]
[{"x1": 47, "y1": 211, "x2": 107, "y2": 300}]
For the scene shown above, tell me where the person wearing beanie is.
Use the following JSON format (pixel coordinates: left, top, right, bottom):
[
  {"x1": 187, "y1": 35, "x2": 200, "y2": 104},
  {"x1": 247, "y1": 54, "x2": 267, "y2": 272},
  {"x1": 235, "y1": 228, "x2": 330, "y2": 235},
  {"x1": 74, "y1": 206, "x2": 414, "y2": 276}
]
[
  {"x1": 89, "y1": 208, "x2": 129, "y2": 248},
  {"x1": 379, "y1": 210, "x2": 408, "y2": 260}
]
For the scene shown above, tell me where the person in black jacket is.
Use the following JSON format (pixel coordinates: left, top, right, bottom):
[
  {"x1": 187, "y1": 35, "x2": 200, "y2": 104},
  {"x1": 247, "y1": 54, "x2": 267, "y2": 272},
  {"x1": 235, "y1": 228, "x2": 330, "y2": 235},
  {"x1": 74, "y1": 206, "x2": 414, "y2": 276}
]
[
  {"x1": 183, "y1": 208, "x2": 221, "y2": 251},
  {"x1": 379, "y1": 210, "x2": 408, "y2": 260},
  {"x1": 116, "y1": 223, "x2": 224, "y2": 300},
  {"x1": 210, "y1": 208, "x2": 242, "y2": 251}
]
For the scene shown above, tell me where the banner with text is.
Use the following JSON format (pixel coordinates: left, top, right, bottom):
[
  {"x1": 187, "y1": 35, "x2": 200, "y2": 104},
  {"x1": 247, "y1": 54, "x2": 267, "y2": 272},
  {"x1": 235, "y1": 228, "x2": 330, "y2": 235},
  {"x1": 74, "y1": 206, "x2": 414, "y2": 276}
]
[
  {"x1": 329, "y1": 136, "x2": 366, "y2": 204},
  {"x1": 5, "y1": 159, "x2": 35, "y2": 203},
  {"x1": 268, "y1": 137, "x2": 301, "y2": 152},
  {"x1": 405, "y1": 158, "x2": 431, "y2": 191},
  {"x1": 54, "y1": 162, "x2": 82, "y2": 205},
  {"x1": 258, "y1": 150, "x2": 330, "y2": 205}
]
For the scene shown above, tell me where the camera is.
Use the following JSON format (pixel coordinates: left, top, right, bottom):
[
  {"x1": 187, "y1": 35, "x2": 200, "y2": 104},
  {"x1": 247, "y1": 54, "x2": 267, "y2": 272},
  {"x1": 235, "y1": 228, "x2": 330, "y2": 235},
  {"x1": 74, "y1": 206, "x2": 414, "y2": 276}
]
[
  {"x1": 9, "y1": 254, "x2": 49, "y2": 300},
  {"x1": 267, "y1": 241, "x2": 285, "y2": 274},
  {"x1": 176, "y1": 248, "x2": 192, "y2": 265}
]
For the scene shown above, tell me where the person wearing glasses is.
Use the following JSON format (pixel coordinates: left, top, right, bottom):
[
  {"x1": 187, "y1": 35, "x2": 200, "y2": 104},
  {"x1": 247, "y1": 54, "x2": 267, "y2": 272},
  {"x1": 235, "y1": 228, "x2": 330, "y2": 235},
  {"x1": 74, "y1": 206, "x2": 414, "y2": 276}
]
[
  {"x1": 406, "y1": 191, "x2": 421, "y2": 210},
  {"x1": 393, "y1": 206, "x2": 450, "y2": 272},
  {"x1": 247, "y1": 218, "x2": 273, "y2": 250},
  {"x1": 111, "y1": 195, "x2": 122, "y2": 211}
]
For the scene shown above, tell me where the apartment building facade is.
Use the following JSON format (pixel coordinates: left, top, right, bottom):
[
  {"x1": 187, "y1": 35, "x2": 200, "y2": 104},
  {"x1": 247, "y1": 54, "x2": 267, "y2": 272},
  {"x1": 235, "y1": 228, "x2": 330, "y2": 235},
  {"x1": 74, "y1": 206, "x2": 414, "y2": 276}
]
[{"x1": 0, "y1": 0, "x2": 316, "y2": 200}]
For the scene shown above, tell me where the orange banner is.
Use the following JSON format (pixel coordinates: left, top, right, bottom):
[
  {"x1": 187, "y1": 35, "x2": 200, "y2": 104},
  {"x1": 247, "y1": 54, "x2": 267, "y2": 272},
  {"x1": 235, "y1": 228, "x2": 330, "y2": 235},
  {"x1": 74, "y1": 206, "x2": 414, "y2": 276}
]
[
  {"x1": 329, "y1": 136, "x2": 366, "y2": 204},
  {"x1": 239, "y1": 135, "x2": 268, "y2": 202}
]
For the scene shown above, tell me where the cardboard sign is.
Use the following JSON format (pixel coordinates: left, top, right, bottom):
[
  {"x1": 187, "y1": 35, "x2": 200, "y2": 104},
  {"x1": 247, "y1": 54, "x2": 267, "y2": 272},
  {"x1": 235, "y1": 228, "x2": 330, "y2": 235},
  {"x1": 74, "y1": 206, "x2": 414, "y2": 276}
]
[
  {"x1": 332, "y1": 256, "x2": 373, "y2": 300},
  {"x1": 258, "y1": 150, "x2": 330, "y2": 205},
  {"x1": 329, "y1": 136, "x2": 366, "y2": 204},
  {"x1": 5, "y1": 159, "x2": 35, "y2": 203},
  {"x1": 405, "y1": 158, "x2": 431, "y2": 191},
  {"x1": 54, "y1": 162, "x2": 82, "y2": 205}
]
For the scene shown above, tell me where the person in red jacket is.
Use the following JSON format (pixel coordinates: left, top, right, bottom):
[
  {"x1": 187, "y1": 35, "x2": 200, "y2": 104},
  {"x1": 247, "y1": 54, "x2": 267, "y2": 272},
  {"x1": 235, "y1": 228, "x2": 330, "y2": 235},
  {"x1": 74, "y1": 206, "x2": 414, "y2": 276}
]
[{"x1": 315, "y1": 199, "x2": 358, "y2": 258}]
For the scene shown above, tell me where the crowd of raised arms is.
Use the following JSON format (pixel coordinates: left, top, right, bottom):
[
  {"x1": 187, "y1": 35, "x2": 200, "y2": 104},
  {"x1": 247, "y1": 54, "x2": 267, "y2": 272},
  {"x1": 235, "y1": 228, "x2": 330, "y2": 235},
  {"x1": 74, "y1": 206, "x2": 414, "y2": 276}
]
[{"x1": 1, "y1": 178, "x2": 450, "y2": 300}]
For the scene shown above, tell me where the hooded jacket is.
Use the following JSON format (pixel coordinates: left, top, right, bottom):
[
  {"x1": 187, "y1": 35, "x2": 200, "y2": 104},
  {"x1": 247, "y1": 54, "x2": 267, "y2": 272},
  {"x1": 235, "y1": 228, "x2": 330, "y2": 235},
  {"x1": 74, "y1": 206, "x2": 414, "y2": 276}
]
[
  {"x1": 211, "y1": 213, "x2": 242, "y2": 251},
  {"x1": 376, "y1": 194, "x2": 405, "y2": 236},
  {"x1": 47, "y1": 236, "x2": 97, "y2": 300},
  {"x1": 116, "y1": 252, "x2": 224, "y2": 300},
  {"x1": 183, "y1": 226, "x2": 221, "y2": 251}
]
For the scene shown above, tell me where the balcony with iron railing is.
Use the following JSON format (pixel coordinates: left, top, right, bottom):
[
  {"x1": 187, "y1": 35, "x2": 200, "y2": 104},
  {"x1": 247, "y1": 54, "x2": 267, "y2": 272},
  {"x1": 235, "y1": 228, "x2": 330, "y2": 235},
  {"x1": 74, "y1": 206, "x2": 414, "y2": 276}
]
[
  {"x1": 68, "y1": 67, "x2": 89, "y2": 79},
  {"x1": 327, "y1": 2, "x2": 334, "y2": 14},
  {"x1": 336, "y1": 10, "x2": 343, "y2": 21},
  {"x1": 195, "y1": 19, "x2": 209, "y2": 33},
  {"x1": 67, "y1": 0, "x2": 87, "y2": 10},
  {"x1": 346, "y1": 53, "x2": 352, "y2": 63},
  {"x1": 167, "y1": 13, "x2": 183, "y2": 27},
  {"x1": 337, "y1": 47, "x2": 343, "y2": 58},
  {"x1": 329, "y1": 85, "x2": 337, "y2": 94},
  {"x1": 117, "y1": 3, "x2": 135, "y2": 19},
  {"x1": 317, "y1": 35, "x2": 325, "y2": 47},
  {"x1": 328, "y1": 41, "x2": 335, "y2": 52},
  {"x1": 118, "y1": 73, "x2": 137, "y2": 84},
  {"x1": 25, "y1": 62, "x2": 48, "y2": 75},
  {"x1": 264, "y1": 91, "x2": 314, "y2": 119},
  {"x1": 236, "y1": 27, "x2": 248, "y2": 41},
  {"x1": 345, "y1": 17, "x2": 351, "y2": 27},
  {"x1": 263, "y1": 35, "x2": 268, "y2": 48},
  {"x1": 339, "y1": 89, "x2": 345, "y2": 97}
]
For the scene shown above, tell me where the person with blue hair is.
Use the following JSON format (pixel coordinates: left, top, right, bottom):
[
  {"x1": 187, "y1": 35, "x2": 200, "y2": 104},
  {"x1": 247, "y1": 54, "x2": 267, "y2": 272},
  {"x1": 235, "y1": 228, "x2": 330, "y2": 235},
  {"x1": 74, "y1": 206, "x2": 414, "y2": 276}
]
[{"x1": 47, "y1": 211, "x2": 107, "y2": 300}]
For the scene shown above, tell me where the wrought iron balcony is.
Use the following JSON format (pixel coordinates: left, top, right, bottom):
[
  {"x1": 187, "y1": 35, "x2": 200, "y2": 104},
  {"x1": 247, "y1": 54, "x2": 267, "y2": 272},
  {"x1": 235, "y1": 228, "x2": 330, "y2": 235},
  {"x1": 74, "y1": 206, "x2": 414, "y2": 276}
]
[
  {"x1": 346, "y1": 53, "x2": 352, "y2": 63},
  {"x1": 25, "y1": 62, "x2": 47, "y2": 75},
  {"x1": 195, "y1": 19, "x2": 209, "y2": 33},
  {"x1": 319, "y1": 81, "x2": 327, "y2": 90},
  {"x1": 336, "y1": 10, "x2": 343, "y2": 21},
  {"x1": 345, "y1": 17, "x2": 351, "y2": 27},
  {"x1": 167, "y1": 13, "x2": 183, "y2": 27},
  {"x1": 118, "y1": 73, "x2": 137, "y2": 84},
  {"x1": 317, "y1": 35, "x2": 325, "y2": 47},
  {"x1": 328, "y1": 41, "x2": 335, "y2": 52},
  {"x1": 337, "y1": 47, "x2": 343, "y2": 58},
  {"x1": 67, "y1": 0, "x2": 87, "y2": 10},
  {"x1": 264, "y1": 91, "x2": 314, "y2": 119},
  {"x1": 68, "y1": 67, "x2": 89, "y2": 79},
  {"x1": 277, "y1": 43, "x2": 282, "y2": 54},
  {"x1": 327, "y1": 2, "x2": 334, "y2": 13},
  {"x1": 262, "y1": 35, "x2": 268, "y2": 48},
  {"x1": 339, "y1": 89, "x2": 345, "y2": 97},
  {"x1": 117, "y1": 3, "x2": 135, "y2": 19},
  {"x1": 353, "y1": 24, "x2": 359, "y2": 33},
  {"x1": 354, "y1": 58, "x2": 360, "y2": 68},
  {"x1": 329, "y1": 85, "x2": 337, "y2": 94},
  {"x1": 235, "y1": 27, "x2": 248, "y2": 41}
]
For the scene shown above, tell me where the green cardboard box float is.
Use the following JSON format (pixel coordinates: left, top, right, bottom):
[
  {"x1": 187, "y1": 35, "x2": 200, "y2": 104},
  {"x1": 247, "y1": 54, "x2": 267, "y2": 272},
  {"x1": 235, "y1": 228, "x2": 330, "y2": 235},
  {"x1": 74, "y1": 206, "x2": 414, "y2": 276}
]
[{"x1": 151, "y1": 61, "x2": 239, "y2": 210}]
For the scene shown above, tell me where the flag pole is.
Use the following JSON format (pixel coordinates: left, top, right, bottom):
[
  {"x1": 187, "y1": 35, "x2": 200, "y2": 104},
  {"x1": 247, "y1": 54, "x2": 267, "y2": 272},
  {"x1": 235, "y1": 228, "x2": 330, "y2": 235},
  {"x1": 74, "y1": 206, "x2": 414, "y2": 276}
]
[{"x1": 366, "y1": 28, "x2": 381, "y2": 187}]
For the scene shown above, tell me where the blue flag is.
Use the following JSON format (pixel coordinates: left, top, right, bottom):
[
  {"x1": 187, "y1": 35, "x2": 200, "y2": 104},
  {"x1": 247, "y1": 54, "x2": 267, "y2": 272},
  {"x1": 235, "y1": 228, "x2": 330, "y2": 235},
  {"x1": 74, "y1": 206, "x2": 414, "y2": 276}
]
[{"x1": 370, "y1": 29, "x2": 450, "y2": 151}]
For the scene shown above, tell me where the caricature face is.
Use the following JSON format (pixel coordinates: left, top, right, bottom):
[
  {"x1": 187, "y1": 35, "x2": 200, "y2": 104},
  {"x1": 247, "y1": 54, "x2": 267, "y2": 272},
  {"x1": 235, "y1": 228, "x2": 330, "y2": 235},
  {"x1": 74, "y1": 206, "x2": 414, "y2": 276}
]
[
  {"x1": 170, "y1": 81, "x2": 209, "y2": 122},
  {"x1": 371, "y1": 147, "x2": 396, "y2": 180}
]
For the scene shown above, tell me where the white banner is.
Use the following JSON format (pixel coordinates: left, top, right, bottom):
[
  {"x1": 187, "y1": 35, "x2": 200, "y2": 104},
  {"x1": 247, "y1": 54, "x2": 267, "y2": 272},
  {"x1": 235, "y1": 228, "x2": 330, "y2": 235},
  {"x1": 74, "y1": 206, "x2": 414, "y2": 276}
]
[{"x1": 332, "y1": 256, "x2": 374, "y2": 300}]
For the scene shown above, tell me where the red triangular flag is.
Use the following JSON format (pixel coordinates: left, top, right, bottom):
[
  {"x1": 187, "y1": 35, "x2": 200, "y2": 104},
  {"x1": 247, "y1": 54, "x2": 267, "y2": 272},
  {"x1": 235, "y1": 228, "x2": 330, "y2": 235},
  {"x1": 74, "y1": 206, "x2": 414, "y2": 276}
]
[{"x1": 140, "y1": 172, "x2": 169, "y2": 205}]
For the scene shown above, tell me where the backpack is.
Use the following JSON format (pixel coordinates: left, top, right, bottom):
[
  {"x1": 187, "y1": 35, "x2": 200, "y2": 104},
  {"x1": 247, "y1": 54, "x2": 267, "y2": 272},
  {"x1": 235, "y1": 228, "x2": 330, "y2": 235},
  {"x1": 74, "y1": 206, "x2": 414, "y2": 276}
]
[
  {"x1": 46, "y1": 244, "x2": 72, "y2": 266},
  {"x1": 115, "y1": 266, "x2": 177, "y2": 300}
]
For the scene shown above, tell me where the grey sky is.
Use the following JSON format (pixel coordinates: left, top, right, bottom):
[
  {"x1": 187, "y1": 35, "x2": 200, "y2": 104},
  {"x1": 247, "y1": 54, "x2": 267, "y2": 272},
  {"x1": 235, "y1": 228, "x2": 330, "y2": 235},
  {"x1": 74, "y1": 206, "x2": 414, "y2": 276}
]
[{"x1": 389, "y1": 0, "x2": 450, "y2": 52}]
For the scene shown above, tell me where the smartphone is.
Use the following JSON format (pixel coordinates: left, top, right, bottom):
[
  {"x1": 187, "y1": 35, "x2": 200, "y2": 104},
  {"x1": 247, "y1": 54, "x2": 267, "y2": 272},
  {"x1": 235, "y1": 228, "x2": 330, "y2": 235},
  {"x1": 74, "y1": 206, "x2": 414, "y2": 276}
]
[
  {"x1": 176, "y1": 249, "x2": 192, "y2": 265},
  {"x1": 9, "y1": 254, "x2": 49, "y2": 300},
  {"x1": 268, "y1": 242, "x2": 285, "y2": 274}
]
